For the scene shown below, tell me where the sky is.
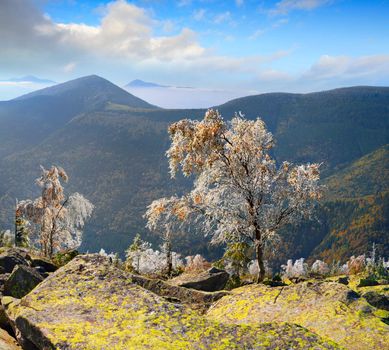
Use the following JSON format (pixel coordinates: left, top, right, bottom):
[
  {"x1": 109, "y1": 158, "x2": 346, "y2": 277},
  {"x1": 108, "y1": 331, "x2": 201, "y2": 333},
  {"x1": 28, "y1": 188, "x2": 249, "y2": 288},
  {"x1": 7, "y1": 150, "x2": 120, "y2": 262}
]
[{"x1": 1, "y1": 0, "x2": 389, "y2": 105}]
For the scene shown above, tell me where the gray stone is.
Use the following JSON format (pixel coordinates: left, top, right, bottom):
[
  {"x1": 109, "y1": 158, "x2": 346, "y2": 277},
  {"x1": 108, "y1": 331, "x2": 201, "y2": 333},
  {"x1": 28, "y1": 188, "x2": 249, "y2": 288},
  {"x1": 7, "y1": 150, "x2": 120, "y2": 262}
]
[
  {"x1": 30, "y1": 258, "x2": 57, "y2": 273},
  {"x1": 0, "y1": 252, "x2": 28, "y2": 274},
  {"x1": 363, "y1": 291, "x2": 389, "y2": 311},
  {"x1": 172, "y1": 269, "x2": 230, "y2": 292},
  {"x1": 4, "y1": 266, "x2": 44, "y2": 299}
]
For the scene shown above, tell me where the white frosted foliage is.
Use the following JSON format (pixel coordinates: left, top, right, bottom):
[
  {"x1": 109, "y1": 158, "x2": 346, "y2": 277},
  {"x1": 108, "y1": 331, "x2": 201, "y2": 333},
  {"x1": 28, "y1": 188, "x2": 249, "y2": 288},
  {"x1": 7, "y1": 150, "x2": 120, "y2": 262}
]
[{"x1": 153, "y1": 109, "x2": 321, "y2": 281}]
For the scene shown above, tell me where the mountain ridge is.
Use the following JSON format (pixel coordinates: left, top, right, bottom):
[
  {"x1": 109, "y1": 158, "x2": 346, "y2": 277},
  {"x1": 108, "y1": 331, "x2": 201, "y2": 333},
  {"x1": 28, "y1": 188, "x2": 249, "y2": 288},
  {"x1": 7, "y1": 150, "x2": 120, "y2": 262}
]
[
  {"x1": 0, "y1": 76, "x2": 388, "y2": 262},
  {"x1": 13, "y1": 75, "x2": 157, "y2": 109}
]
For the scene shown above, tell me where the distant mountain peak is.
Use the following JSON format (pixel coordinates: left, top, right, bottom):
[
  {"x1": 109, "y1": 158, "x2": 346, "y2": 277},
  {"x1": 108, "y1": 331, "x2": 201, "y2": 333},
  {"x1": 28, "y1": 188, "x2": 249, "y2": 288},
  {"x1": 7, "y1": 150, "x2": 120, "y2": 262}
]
[
  {"x1": 125, "y1": 79, "x2": 169, "y2": 88},
  {"x1": 12, "y1": 75, "x2": 158, "y2": 109}
]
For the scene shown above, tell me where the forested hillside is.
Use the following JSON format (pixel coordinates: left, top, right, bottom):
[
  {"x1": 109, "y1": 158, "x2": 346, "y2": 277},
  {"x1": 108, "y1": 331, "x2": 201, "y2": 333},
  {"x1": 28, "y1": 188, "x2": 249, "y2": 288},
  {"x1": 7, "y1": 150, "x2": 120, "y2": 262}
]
[
  {"x1": 272, "y1": 145, "x2": 389, "y2": 267},
  {"x1": 0, "y1": 76, "x2": 388, "y2": 264}
]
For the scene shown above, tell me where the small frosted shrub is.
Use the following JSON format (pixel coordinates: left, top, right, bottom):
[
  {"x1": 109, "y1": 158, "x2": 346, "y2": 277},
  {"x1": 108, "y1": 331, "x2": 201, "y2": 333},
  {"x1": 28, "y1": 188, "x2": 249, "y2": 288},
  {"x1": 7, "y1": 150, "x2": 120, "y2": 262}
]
[
  {"x1": 248, "y1": 260, "x2": 259, "y2": 277},
  {"x1": 281, "y1": 258, "x2": 309, "y2": 279},
  {"x1": 185, "y1": 254, "x2": 211, "y2": 272},
  {"x1": 135, "y1": 248, "x2": 183, "y2": 275},
  {"x1": 347, "y1": 255, "x2": 366, "y2": 275},
  {"x1": 311, "y1": 260, "x2": 330, "y2": 275},
  {"x1": 383, "y1": 259, "x2": 389, "y2": 269},
  {"x1": 0, "y1": 230, "x2": 13, "y2": 247},
  {"x1": 339, "y1": 263, "x2": 349, "y2": 275},
  {"x1": 247, "y1": 260, "x2": 272, "y2": 280}
]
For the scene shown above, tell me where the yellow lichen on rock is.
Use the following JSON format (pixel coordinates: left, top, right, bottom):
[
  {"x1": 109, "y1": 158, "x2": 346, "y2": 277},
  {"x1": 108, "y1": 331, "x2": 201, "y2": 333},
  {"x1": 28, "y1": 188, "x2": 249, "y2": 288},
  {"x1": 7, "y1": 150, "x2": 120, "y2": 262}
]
[
  {"x1": 207, "y1": 282, "x2": 389, "y2": 350},
  {"x1": 4, "y1": 255, "x2": 340, "y2": 349}
]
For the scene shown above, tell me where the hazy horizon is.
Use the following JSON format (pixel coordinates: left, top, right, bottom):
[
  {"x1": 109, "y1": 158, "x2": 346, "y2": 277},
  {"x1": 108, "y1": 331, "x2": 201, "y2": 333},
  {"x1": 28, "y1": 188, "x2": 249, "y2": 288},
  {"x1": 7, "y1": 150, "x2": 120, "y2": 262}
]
[{"x1": 1, "y1": 0, "x2": 389, "y2": 105}]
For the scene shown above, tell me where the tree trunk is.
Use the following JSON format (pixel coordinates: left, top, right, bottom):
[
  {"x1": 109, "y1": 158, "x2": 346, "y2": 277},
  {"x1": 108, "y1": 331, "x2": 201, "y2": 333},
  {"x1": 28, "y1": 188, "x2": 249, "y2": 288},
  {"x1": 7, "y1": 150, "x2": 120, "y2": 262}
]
[
  {"x1": 255, "y1": 241, "x2": 266, "y2": 283},
  {"x1": 15, "y1": 210, "x2": 21, "y2": 247},
  {"x1": 49, "y1": 221, "x2": 56, "y2": 258},
  {"x1": 166, "y1": 240, "x2": 172, "y2": 277}
]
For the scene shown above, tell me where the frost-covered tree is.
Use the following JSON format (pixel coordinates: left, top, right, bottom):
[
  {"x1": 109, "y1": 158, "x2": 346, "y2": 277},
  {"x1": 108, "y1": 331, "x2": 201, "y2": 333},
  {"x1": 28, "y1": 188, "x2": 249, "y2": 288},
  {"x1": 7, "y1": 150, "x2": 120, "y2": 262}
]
[
  {"x1": 125, "y1": 234, "x2": 151, "y2": 273},
  {"x1": 16, "y1": 166, "x2": 94, "y2": 257},
  {"x1": 163, "y1": 110, "x2": 321, "y2": 282},
  {"x1": 127, "y1": 247, "x2": 184, "y2": 275},
  {"x1": 0, "y1": 229, "x2": 13, "y2": 247},
  {"x1": 144, "y1": 196, "x2": 189, "y2": 276},
  {"x1": 14, "y1": 204, "x2": 29, "y2": 248}
]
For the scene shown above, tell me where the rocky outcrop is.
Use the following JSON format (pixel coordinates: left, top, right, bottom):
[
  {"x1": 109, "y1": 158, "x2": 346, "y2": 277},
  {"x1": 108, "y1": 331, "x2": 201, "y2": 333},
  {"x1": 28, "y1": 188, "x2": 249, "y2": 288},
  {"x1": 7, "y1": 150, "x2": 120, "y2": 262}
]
[
  {"x1": 0, "y1": 250, "x2": 28, "y2": 274},
  {"x1": 2, "y1": 255, "x2": 340, "y2": 349},
  {"x1": 0, "y1": 274, "x2": 10, "y2": 295},
  {"x1": 363, "y1": 290, "x2": 389, "y2": 311},
  {"x1": 129, "y1": 274, "x2": 228, "y2": 311},
  {"x1": 207, "y1": 281, "x2": 389, "y2": 350},
  {"x1": 4, "y1": 265, "x2": 44, "y2": 299},
  {"x1": 360, "y1": 284, "x2": 389, "y2": 311},
  {"x1": 169, "y1": 267, "x2": 229, "y2": 292}
]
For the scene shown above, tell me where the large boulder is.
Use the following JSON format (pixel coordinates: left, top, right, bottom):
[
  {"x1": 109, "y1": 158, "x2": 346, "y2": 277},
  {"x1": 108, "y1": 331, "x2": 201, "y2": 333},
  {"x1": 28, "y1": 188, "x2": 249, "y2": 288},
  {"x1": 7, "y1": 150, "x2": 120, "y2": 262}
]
[
  {"x1": 169, "y1": 267, "x2": 229, "y2": 292},
  {"x1": 1, "y1": 297, "x2": 37, "y2": 350},
  {"x1": 207, "y1": 281, "x2": 389, "y2": 350},
  {"x1": 30, "y1": 257, "x2": 58, "y2": 273},
  {"x1": 362, "y1": 288, "x2": 389, "y2": 311},
  {"x1": 0, "y1": 251, "x2": 28, "y2": 274},
  {"x1": 4, "y1": 265, "x2": 44, "y2": 299},
  {"x1": 0, "y1": 274, "x2": 11, "y2": 295},
  {"x1": 3, "y1": 255, "x2": 339, "y2": 349}
]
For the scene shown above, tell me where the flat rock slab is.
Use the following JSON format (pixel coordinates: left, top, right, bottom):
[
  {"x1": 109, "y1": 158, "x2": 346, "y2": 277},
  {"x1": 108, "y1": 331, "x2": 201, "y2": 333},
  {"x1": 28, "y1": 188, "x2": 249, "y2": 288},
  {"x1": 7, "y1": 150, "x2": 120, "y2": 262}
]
[
  {"x1": 207, "y1": 281, "x2": 389, "y2": 350},
  {"x1": 4, "y1": 255, "x2": 339, "y2": 349},
  {"x1": 169, "y1": 268, "x2": 229, "y2": 292},
  {"x1": 129, "y1": 274, "x2": 229, "y2": 312}
]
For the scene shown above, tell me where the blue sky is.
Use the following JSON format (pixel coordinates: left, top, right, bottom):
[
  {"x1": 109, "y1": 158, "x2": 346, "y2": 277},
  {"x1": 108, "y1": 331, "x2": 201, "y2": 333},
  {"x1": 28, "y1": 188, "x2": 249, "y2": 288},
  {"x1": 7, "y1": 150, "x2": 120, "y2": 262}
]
[{"x1": 0, "y1": 0, "x2": 389, "y2": 103}]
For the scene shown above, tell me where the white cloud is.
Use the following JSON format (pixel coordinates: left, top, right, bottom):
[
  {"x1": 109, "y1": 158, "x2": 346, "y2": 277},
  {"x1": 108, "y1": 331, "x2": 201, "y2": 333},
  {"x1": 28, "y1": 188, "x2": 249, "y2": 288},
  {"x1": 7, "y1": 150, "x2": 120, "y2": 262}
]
[
  {"x1": 303, "y1": 54, "x2": 389, "y2": 81},
  {"x1": 272, "y1": 18, "x2": 289, "y2": 28},
  {"x1": 214, "y1": 11, "x2": 232, "y2": 25},
  {"x1": 249, "y1": 29, "x2": 266, "y2": 40},
  {"x1": 193, "y1": 9, "x2": 206, "y2": 21},
  {"x1": 257, "y1": 69, "x2": 292, "y2": 81},
  {"x1": 178, "y1": 0, "x2": 192, "y2": 7},
  {"x1": 63, "y1": 62, "x2": 77, "y2": 73},
  {"x1": 162, "y1": 20, "x2": 175, "y2": 33},
  {"x1": 235, "y1": 0, "x2": 244, "y2": 7},
  {"x1": 0, "y1": 0, "x2": 290, "y2": 86},
  {"x1": 270, "y1": 0, "x2": 332, "y2": 15}
]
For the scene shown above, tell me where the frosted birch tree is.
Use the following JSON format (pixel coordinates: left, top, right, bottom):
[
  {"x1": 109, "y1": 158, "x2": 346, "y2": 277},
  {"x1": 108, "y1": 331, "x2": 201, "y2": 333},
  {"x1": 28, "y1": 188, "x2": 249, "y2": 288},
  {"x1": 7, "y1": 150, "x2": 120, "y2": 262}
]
[
  {"x1": 157, "y1": 109, "x2": 321, "y2": 282},
  {"x1": 16, "y1": 165, "x2": 94, "y2": 257},
  {"x1": 144, "y1": 196, "x2": 189, "y2": 276}
]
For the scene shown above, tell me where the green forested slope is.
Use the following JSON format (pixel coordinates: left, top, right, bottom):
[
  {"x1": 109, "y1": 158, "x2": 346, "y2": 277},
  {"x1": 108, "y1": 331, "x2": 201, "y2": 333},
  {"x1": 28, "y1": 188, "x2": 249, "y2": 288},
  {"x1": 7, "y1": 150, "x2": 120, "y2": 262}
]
[{"x1": 0, "y1": 78, "x2": 388, "y2": 261}]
